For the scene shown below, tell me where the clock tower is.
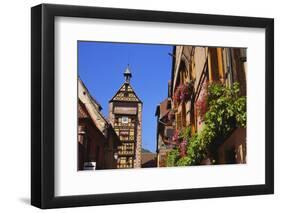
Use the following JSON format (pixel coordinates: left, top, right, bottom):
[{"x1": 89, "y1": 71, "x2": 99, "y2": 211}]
[{"x1": 109, "y1": 66, "x2": 142, "y2": 168}]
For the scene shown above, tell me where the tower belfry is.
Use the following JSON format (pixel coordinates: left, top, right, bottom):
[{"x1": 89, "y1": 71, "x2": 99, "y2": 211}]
[
  {"x1": 109, "y1": 66, "x2": 142, "y2": 168},
  {"x1": 124, "y1": 65, "x2": 132, "y2": 83}
]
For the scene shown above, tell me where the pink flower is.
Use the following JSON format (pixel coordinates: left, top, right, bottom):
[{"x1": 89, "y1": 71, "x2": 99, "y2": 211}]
[
  {"x1": 173, "y1": 82, "x2": 193, "y2": 105},
  {"x1": 180, "y1": 83, "x2": 192, "y2": 101},
  {"x1": 172, "y1": 129, "x2": 179, "y2": 142},
  {"x1": 179, "y1": 140, "x2": 187, "y2": 157}
]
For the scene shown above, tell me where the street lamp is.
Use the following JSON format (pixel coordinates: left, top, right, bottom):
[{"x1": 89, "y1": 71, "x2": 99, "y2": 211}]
[{"x1": 114, "y1": 152, "x2": 118, "y2": 160}]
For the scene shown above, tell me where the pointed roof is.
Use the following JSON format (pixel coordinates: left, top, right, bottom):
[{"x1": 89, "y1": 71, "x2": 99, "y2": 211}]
[
  {"x1": 78, "y1": 78, "x2": 108, "y2": 134},
  {"x1": 124, "y1": 66, "x2": 131, "y2": 75},
  {"x1": 124, "y1": 65, "x2": 132, "y2": 83},
  {"x1": 109, "y1": 82, "x2": 142, "y2": 103},
  {"x1": 78, "y1": 78, "x2": 102, "y2": 111},
  {"x1": 109, "y1": 65, "x2": 142, "y2": 103}
]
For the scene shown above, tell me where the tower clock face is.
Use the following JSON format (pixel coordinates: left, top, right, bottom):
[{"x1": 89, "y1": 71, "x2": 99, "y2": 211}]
[{"x1": 121, "y1": 116, "x2": 128, "y2": 124}]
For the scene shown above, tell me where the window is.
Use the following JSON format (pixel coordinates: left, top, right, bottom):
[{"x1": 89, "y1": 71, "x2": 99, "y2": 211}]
[
  {"x1": 208, "y1": 48, "x2": 220, "y2": 82},
  {"x1": 118, "y1": 143, "x2": 134, "y2": 155},
  {"x1": 119, "y1": 130, "x2": 129, "y2": 141},
  {"x1": 176, "y1": 113, "x2": 182, "y2": 130},
  {"x1": 117, "y1": 156, "x2": 133, "y2": 168}
]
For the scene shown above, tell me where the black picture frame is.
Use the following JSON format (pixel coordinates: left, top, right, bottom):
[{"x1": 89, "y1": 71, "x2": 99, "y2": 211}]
[{"x1": 31, "y1": 3, "x2": 274, "y2": 209}]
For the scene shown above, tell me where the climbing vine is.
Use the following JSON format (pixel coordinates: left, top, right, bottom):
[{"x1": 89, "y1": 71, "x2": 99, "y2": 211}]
[{"x1": 166, "y1": 82, "x2": 246, "y2": 166}]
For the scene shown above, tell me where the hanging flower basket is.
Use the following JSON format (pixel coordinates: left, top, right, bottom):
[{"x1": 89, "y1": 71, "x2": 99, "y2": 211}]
[
  {"x1": 173, "y1": 82, "x2": 194, "y2": 106},
  {"x1": 180, "y1": 82, "x2": 194, "y2": 102}
]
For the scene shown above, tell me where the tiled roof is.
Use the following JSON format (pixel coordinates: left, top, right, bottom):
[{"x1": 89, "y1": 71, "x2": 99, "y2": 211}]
[{"x1": 158, "y1": 98, "x2": 170, "y2": 119}]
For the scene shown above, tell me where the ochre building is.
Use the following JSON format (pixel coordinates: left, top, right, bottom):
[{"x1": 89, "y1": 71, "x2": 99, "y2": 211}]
[
  {"x1": 109, "y1": 67, "x2": 143, "y2": 169},
  {"x1": 78, "y1": 66, "x2": 143, "y2": 170},
  {"x1": 156, "y1": 46, "x2": 247, "y2": 166}
]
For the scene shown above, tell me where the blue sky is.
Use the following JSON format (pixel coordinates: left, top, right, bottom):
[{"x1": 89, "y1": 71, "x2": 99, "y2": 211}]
[{"x1": 78, "y1": 41, "x2": 173, "y2": 152}]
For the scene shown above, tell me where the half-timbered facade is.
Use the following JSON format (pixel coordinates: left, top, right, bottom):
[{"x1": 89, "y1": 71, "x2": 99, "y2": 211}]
[
  {"x1": 164, "y1": 46, "x2": 247, "y2": 165},
  {"x1": 109, "y1": 66, "x2": 143, "y2": 169}
]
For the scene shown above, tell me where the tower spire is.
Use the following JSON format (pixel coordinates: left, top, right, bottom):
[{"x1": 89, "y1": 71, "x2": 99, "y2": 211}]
[{"x1": 124, "y1": 64, "x2": 132, "y2": 84}]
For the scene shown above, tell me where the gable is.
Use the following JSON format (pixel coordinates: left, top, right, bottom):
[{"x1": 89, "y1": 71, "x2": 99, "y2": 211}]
[
  {"x1": 110, "y1": 83, "x2": 142, "y2": 103},
  {"x1": 78, "y1": 78, "x2": 108, "y2": 133}
]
